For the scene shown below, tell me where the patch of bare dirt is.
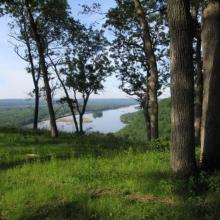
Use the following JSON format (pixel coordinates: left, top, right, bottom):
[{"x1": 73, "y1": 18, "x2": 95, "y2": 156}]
[{"x1": 89, "y1": 188, "x2": 175, "y2": 205}]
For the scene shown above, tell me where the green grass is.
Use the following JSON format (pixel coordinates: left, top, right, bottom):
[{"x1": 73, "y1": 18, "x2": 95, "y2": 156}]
[
  {"x1": 118, "y1": 98, "x2": 171, "y2": 142},
  {"x1": 0, "y1": 128, "x2": 220, "y2": 220}
]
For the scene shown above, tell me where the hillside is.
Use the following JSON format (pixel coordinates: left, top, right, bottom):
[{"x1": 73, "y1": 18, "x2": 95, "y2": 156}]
[
  {"x1": 118, "y1": 98, "x2": 171, "y2": 142},
  {"x1": 0, "y1": 128, "x2": 220, "y2": 219},
  {"x1": 1, "y1": 99, "x2": 220, "y2": 220}
]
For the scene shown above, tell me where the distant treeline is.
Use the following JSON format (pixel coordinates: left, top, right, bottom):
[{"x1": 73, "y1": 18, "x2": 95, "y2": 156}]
[
  {"x1": 0, "y1": 99, "x2": 137, "y2": 127},
  {"x1": 119, "y1": 99, "x2": 171, "y2": 142}
]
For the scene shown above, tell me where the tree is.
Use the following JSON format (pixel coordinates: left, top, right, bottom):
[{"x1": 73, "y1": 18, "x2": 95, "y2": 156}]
[
  {"x1": 48, "y1": 56, "x2": 79, "y2": 133},
  {"x1": 2, "y1": 0, "x2": 70, "y2": 137},
  {"x1": 191, "y1": 0, "x2": 203, "y2": 145},
  {"x1": 168, "y1": 0, "x2": 197, "y2": 176},
  {"x1": 133, "y1": 0, "x2": 159, "y2": 139},
  {"x1": 200, "y1": 0, "x2": 220, "y2": 170},
  {"x1": 9, "y1": 9, "x2": 41, "y2": 129},
  {"x1": 23, "y1": 0, "x2": 65, "y2": 137},
  {"x1": 62, "y1": 27, "x2": 112, "y2": 133},
  {"x1": 45, "y1": 18, "x2": 85, "y2": 133},
  {"x1": 113, "y1": 46, "x2": 152, "y2": 139},
  {"x1": 106, "y1": 0, "x2": 168, "y2": 140}
]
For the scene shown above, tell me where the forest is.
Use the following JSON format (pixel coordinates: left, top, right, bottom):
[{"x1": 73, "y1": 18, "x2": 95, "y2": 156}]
[{"x1": 0, "y1": 0, "x2": 220, "y2": 219}]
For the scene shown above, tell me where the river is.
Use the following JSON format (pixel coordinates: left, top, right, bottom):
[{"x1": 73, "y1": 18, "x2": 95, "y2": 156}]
[{"x1": 37, "y1": 105, "x2": 139, "y2": 133}]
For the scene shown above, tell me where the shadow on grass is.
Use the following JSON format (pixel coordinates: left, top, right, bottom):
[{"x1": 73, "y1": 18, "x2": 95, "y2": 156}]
[
  {"x1": 133, "y1": 170, "x2": 220, "y2": 219},
  {"x1": 0, "y1": 127, "x2": 145, "y2": 148},
  {"x1": 137, "y1": 169, "x2": 205, "y2": 196},
  {"x1": 0, "y1": 128, "x2": 151, "y2": 171},
  {"x1": 18, "y1": 187, "x2": 220, "y2": 220},
  {"x1": 20, "y1": 201, "x2": 101, "y2": 220},
  {"x1": 0, "y1": 154, "x2": 72, "y2": 171}
]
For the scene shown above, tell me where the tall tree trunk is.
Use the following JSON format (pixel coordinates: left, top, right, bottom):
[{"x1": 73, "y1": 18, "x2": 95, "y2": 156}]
[
  {"x1": 142, "y1": 97, "x2": 151, "y2": 140},
  {"x1": 143, "y1": 106, "x2": 151, "y2": 140},
  {"x1": 79, "y1": 114, "x2": 83, "y2": 133},
  {"x1": 133, "y1": 0, "x2": 159, "y2": 139},
  {"x1": 33, "y1": 83, "x2": 39, "y2": 129},
  {"x1": 79, "y1": 95, "x2": 89, "y2": 134},
  {"x1": 38, "y1": 54, "x2": 58, "y2": 137},
  {"x1": 194, "y1": 33, "x2": 203, "y2": 145},
  {"x1": 27, "y1": 44, "x2": 40, "y2": 130},
  {"x1": 68, "y1": 100, "x2": 79, "y2": 133},
  {"x1": 22, "y1": 15, "x2": 40, "y2": 130},
  {"x1": 25, "y1": 0, "x2": 58, "y2": 137},
  {"x1": 168, "y1": 0, "x2": 197, "y2": 176},
  {"x1": 200, "y1": 1, "x2": 220, "y2": 170},
  {"x1": 49, "y1": 57, "x2": 79, "y2": 133}
]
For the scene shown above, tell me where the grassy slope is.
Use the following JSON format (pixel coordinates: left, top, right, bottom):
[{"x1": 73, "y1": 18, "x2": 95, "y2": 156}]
[
  {"x1": 0, "y1": 129, "x2": 220, "y2": 220},
  {"x1": 118, "y1": 98, "x2": 171, "y2": 142}
]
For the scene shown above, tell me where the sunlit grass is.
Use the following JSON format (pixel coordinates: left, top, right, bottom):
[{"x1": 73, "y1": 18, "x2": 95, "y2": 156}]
[{"x1": 0, "y1": 128, "x2": 220, "y2": 220}]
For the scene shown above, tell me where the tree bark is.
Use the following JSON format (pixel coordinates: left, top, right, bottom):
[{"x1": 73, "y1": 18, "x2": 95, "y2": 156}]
[
  {"x1": 200, "y1": 1, "x2": 220, "y2": 170},
  {"x1": 191, "y1": 2, "x2": 203, "y2": 146},
  {"x1": 33, "y1": 83, "x2": 39, "y2": 129},
  {"x1": 143, "y1": 106, "x2": 151, "y2": 140},
  {"x1": 27, "y1": 42, "x2": 40, "y2": 130},
  {"x1": 79, "y1": 114, "x2": 83, "y2": 134},
  {"x1": 133, "y1": 0, "x2": 159, "y2": 139},
  {"x1": 25, "y1": 0, "x2": 58, "y2": 137},
  {"x1": 168, "y1": 0, "x2": 197, "y2": 177},
  {"x1": 27, "y1": 45, "x2": 40, "y2": 130},
  {"x1": 79, "y1": 95, "x2": 89, "y2": 134},
  {"x1": 142, "y1": 96, "x2": 151, "y2": 140}
]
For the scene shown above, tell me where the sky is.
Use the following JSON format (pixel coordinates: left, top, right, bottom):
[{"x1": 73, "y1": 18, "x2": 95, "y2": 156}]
[{"x1": 0, "y1": 0, "x2": 170, "y2": 99}]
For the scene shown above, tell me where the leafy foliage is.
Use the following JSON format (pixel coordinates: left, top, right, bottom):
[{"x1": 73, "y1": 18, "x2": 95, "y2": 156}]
[
  {"x1": 65, "y1": 28, "x2": 112, "y2": 96},
  {"x1": 57, "y1": 25, "x2": 112, "y2": 132},
  {"x1": 106, "y1": 0, "x2": 169, "y2": 104},
  {"x1": 118, "y1": 98, "x2": 171, "y2": 142}
]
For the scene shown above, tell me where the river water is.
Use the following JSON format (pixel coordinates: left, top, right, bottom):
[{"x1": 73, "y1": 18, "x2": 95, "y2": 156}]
[{"x1": 38, "y1": 105, "x2": 139, "y2": 133}]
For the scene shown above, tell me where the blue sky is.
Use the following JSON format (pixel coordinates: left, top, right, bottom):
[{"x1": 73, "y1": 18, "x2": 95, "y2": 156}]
[{"x1": 0, "y1": 0, "x2": 169, "y2": 99}]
